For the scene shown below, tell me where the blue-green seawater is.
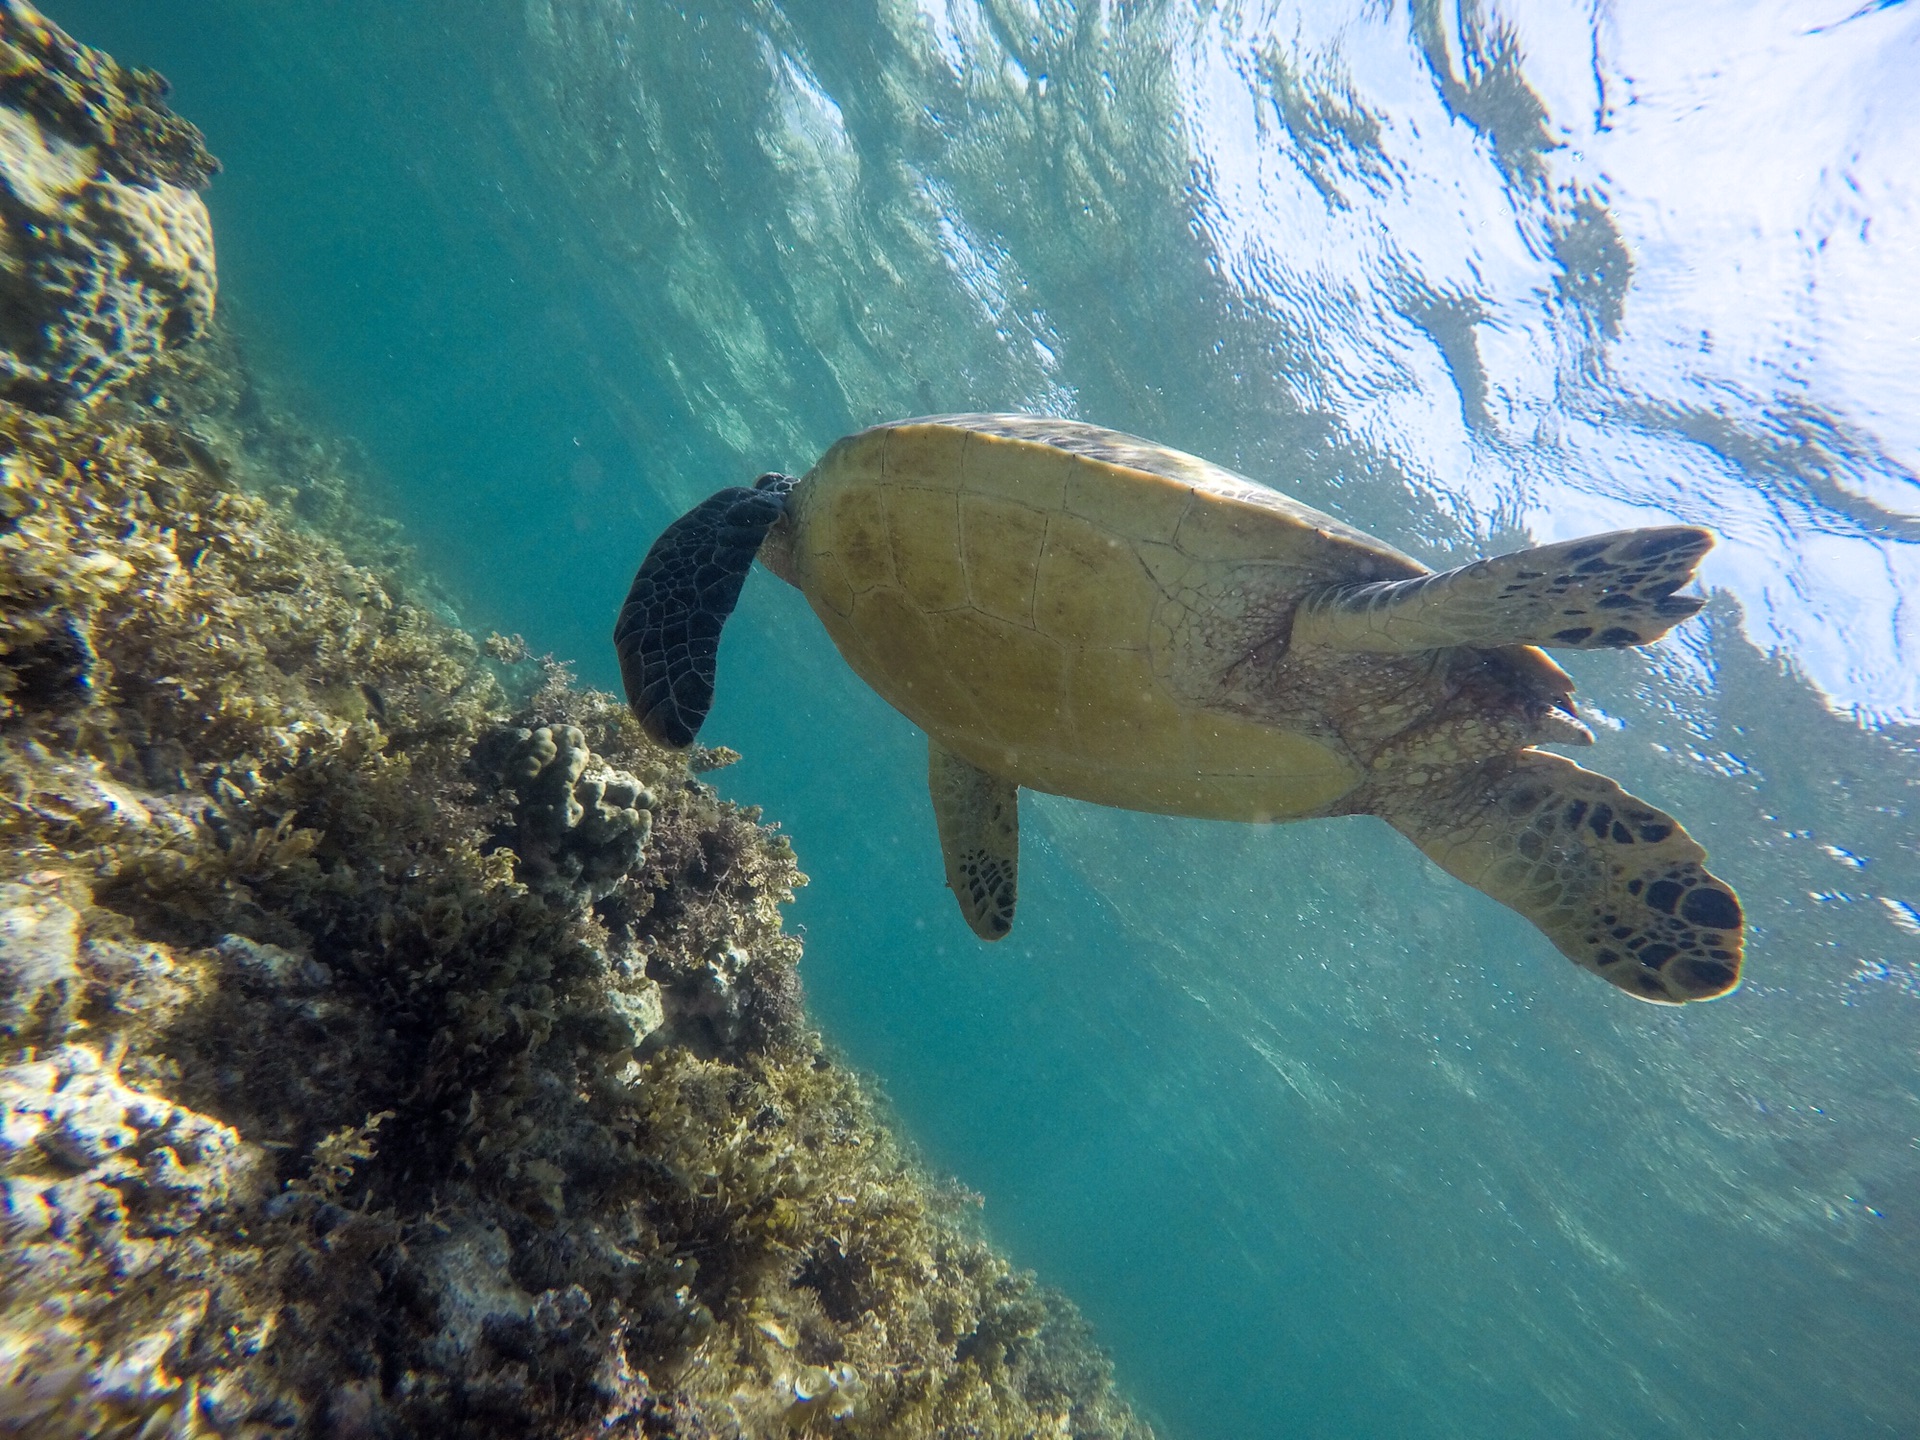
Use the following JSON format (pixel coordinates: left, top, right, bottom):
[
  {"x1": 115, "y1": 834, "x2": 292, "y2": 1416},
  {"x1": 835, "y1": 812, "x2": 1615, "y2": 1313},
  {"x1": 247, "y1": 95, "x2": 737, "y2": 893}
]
[{"x1": 53, "y1": 3, "x2": 1920, "y2": 1436}]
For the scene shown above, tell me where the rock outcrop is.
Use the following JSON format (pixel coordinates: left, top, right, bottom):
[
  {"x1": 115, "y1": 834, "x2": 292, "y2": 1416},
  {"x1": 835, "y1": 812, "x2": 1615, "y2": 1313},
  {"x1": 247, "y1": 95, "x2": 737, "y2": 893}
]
[{"x1": 0, "y1": 0, "x2": 218, "y2": 413}]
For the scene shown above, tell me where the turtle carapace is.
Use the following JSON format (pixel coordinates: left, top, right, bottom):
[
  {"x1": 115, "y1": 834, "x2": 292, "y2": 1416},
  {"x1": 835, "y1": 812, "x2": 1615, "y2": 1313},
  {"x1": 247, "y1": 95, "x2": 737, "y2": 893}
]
[{"x1": 615, "y1": 415, "x2": 1744, "y2": 1005}]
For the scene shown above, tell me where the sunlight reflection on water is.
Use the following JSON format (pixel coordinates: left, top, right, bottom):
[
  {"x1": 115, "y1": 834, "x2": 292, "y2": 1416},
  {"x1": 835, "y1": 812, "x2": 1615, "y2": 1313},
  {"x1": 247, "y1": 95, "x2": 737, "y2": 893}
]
[{"x1": 1165, "y1": 0, "x2": 1920, "y2": 721}]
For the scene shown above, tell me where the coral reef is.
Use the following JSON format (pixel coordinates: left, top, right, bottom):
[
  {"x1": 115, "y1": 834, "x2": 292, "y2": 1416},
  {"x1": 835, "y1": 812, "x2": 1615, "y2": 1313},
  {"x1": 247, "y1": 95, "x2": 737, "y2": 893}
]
[
  {"x1": 0, "y1": 12, "x2": 1150, "y2": 1438},
  {"x1": 0, "y1": 1, "x2": 218, "y2": 414},
  {"x1": 478, "y1": 723, "x2": 657, "y2": 900}
]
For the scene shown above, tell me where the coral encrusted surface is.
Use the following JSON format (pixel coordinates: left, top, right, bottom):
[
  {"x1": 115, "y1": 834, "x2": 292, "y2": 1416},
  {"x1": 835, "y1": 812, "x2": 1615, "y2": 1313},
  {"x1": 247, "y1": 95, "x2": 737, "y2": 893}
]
[
  {"x1": 0, "y1": 0, "x2": 218, "y2": 414},
  {"x1": 0, "y1": 8, "x2": 1150, "y2": 1439}
]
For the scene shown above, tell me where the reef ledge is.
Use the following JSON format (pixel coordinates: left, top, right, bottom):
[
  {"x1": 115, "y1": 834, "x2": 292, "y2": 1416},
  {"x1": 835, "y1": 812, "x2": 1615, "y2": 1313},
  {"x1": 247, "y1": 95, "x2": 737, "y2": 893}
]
[{"x1": 0, "y1": 7, "x2": 1150, "y2": 1437}]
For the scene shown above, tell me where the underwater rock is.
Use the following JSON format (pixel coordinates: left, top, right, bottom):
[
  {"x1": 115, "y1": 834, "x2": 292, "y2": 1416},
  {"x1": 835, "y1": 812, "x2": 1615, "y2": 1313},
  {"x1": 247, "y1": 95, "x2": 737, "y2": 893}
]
[
  {"x1": 213, "y1": 932, "x2": 332, "y2": 994},
  {"x1": 0, "y1": 1038, "x2": 261, "y2": 1438},
  {"x1": 0, "y1": 351, "x2": 1151, "y2": 1440},
  {"x1": 0, "y1": 877, "x2": 80, "y2": 1040},
  {"x1": 414, "y1": 1219, "x2": 537, "y2": 1370},
  {"x1": 0, "y1": 1, "x2": 218, "y2": 413},
  {"x1": 779, "y1": 1361, "x2": 864, "y2": 1425},
  {"x1": 642, "y1": 940, "x2": 759, "y2": 1058},
  {"x1": 0, "y1": 1041, "x2": 250, "y2": 1209},
  {"x1": 605, "y1": 969, "x2": 666, "y2": 1049}
]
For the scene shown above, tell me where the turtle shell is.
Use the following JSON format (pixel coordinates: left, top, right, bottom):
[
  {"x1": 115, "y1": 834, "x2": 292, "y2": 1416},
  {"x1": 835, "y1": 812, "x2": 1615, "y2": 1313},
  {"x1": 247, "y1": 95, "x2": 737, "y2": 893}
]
[{"x1": 786, "y1": 414, "x2": 1426, "y2": 820}]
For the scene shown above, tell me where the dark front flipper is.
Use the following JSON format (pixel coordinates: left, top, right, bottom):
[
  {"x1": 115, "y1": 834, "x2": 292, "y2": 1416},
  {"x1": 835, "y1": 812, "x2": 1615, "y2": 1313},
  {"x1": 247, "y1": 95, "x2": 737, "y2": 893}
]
[
  {"x1": 1378, "y1": 750, "x2": 1743, "y2": 1004},
  {"x1": 613, "y1": 475, "x2": 793, "y2": 748}
]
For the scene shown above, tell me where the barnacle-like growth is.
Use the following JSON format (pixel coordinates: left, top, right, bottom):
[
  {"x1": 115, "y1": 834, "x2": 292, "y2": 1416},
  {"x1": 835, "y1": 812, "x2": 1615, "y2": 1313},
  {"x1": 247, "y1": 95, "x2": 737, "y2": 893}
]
[{"x1": 0, "y1": 11, "x2": 1150, "y2": 1437}]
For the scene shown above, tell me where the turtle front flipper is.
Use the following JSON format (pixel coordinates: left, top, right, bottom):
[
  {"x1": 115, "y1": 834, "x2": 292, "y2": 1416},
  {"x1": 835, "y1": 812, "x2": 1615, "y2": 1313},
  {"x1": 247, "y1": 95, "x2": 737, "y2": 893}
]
[
  {"x1": 613, "y1": 474, "x2": 795, "y2": 748},
  {"x1": 928, "y1": 739, "x2": 1019, "y2": 940},
  {"x1": 1376, "y1": 750, "x2": 1743, "y2": 1004},
  {"x1": 1291, "y1": 527, "x2": 1712, "y2": 653}
]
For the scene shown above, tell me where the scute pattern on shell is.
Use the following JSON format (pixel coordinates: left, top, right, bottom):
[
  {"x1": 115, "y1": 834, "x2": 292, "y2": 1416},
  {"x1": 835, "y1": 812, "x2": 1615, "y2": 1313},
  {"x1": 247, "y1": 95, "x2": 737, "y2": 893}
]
[{"x1": 793, "y1": 414, "x2": 1740, "y2": 1000}]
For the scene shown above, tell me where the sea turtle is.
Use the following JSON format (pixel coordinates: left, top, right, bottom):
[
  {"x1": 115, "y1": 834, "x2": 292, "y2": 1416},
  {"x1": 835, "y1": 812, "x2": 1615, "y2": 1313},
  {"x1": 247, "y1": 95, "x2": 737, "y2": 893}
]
[{"x1": 615, "y1": 415, "x2": 1743, "y2": 1004}]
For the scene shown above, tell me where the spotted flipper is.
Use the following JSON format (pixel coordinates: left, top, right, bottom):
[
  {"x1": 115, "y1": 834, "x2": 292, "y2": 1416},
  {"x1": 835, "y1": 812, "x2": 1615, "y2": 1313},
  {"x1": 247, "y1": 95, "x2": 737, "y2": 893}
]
[
  {"x1": 928, "y1": 739, "x2": 1019, "y2": 940},
  {"x1": 1380, "y1": 750, "x2": 1743, "y2": 1003},
  {"x1": 613, "y1": 474, "x2": 794, "y2": 748},
  {"x1": 1291, "y1": 527, "x2": 1712, "y2": 653}
]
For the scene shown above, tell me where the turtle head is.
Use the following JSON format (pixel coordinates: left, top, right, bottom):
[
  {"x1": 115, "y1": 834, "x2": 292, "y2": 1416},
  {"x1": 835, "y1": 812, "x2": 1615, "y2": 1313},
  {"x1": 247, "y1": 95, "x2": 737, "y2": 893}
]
[{"x1": 753, "y1": 472, "x2": 802, "y2": 589}]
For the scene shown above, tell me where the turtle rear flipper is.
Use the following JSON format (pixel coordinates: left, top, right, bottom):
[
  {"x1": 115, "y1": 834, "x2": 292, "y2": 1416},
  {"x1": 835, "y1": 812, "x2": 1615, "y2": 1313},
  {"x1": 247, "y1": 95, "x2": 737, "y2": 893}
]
[
  {"x1": 1377, "y1": 750, "x2": 1743, "y2": 1003},
  {"x1": 614, "y1": 475, "x2": 794, "y2": 748},
  {"x1": 928, "y1": 739, "x2": 1019, "y2": 940},
  {"x1": 1292, "y1": 527, "x2": 1711, "y2": 653}
]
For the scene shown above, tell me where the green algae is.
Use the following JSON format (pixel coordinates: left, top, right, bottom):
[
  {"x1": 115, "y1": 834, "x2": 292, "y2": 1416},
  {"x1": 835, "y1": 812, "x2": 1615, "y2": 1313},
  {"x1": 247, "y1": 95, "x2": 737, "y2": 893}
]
[{"x1": 0, "y1": 9, "x2": 1151, "y2": 1436}]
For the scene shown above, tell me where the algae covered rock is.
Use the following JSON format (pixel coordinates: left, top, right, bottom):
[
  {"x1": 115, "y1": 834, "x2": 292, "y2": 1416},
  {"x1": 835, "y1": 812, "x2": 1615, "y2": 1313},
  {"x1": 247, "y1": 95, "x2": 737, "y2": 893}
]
[
  {"x1": 0, "y1": 0, "x2": 218, "y2": 413},
  {"x1": 0, "y1": 13, "x2": 1151, "y2": 1439},
  {"x1": 0, "y1": 373, "x2": 1154, "y2": 1436},
  {"x1": 0, "y1": 998, "x2": 265, "y2": 1438}
]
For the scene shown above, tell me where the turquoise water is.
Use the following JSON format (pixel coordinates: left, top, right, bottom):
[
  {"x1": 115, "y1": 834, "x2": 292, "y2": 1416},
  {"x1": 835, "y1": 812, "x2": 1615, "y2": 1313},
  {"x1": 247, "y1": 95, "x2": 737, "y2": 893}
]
[{"x1": 55, "y1": 2, "x2": 1920, "y2": 1435}]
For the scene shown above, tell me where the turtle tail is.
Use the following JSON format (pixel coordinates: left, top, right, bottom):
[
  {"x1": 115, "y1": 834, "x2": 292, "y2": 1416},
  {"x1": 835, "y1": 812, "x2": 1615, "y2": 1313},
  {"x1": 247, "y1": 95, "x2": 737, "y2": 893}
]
[{"x1": 613, "y1": 473, "x2": 795, "y2": 748}]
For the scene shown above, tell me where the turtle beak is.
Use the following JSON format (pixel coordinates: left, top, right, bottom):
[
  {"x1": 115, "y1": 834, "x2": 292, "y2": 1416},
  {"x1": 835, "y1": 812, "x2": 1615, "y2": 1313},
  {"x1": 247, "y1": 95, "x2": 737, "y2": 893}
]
[{"x1": 1533, "y1": 699, "x2": 1594, "y2": 748}]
